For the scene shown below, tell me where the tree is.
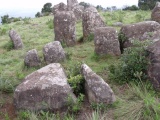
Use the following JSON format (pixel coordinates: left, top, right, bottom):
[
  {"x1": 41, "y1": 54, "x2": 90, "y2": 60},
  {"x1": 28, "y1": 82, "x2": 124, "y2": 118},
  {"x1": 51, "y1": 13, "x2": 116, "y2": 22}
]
[
  {"x1": 79, "y1": 2, "x2": 90, "y2": 8},
  {"x1": 41, "y1": 3, "x2": 52, "y2": 13},
  {"x1": 96, "y1": 5, "x2": 104, "y2": 11},
  {"x1": 123, "y1": 5, "x2": 139, "y2": 11},
  {"x1": 1, "y1": 15, "x2": 10, "y2": 24},
  {"x1": 138, "y1": 0, "x2": 160, "y2": 10},
  {"x1": 35, "y1": 12, "x2": 41, "y2": 18}
]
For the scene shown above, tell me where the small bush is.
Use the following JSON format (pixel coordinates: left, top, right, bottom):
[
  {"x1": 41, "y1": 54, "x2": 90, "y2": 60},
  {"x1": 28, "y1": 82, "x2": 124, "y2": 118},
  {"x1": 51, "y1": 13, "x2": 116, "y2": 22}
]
[{"x1": 109, "y1": 40, "x2": 150, "y2": 84}]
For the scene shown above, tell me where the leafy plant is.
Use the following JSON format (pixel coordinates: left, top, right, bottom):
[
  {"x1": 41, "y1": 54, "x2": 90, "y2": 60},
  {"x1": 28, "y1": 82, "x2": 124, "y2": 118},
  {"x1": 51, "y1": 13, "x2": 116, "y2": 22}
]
[
  {"x1": 67, "y1": 93, "x2": 84, "y2": 113},
  {"x1": 109, "y1": 40, "x2": 150, "y2": 84}
]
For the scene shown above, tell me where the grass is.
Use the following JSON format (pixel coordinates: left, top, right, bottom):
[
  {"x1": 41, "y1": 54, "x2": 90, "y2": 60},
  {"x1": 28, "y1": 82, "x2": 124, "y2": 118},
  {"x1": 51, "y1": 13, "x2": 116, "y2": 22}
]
[{"x1": 0, "y1": 10, "x2": 159, "y2": 120}]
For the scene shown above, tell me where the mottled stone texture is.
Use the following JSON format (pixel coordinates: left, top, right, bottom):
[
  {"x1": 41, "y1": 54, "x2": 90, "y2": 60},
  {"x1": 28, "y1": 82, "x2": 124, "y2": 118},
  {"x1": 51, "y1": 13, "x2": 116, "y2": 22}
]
[
  {"x1": 82, "y1": 7, "x2": 106, "y2": 41},
  {"x1": 52, "y1": 2, "x2": 67, "y2": 15},
  {"x1": 119, "y1": 21, "x2": 160, "y2": 51},
  {"x1": 81, "y1": 64, "x2": 116, "y2": 104},
  {"x1": 72, "y1": 5, "x2": 84, "y2": 21},
  {"x1": 14, "y1": 63, "x2": 76, "y2": 111},
  {"x1": 24, "y1": 49, "x2": 41, "y2": 67},
  {"x1": 43, "y1": 41, "x2": 66, "y2": 64},
  {"x1": 151, "y1": 2, "x2": 160, "y2": 23},
  {"x1": 67, "y1": 0, "x2": 78, "y2": 11},
  {"x1": 147, "y1": 40, "x2": 160, "y2": 91},
  {"x1": 94, "y1": 27, "x2": 121, "y2": 56},
  {"x1": 54, "y1": 11, "x2": 76, "y2": 46},
  {"x1": 9, "y1": 30, "x2": 23, "y2": 49}
]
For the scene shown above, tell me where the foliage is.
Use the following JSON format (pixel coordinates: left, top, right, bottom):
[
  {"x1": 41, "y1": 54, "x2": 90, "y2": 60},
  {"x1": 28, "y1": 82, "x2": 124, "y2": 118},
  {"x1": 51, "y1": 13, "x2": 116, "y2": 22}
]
[
  {"x1": 138, "y1": 0, "x2": 160, "y2": 10},
  {"x1": 0, "y1": 27, "x2": 7, "y2": 36},
  {"x1": 109, "y1": 40, "x2": 150, "y2": 84},
  {"x1": 35, "y1": 12, "x2": 41, "y2": 18},
  {"x1": 85, "y1": 34, "x2": 94, "y2": 42},
  {"x1": 1, "y1": 15, "x2": 10, "y2": 24},
  {"x1": 115, "y1": 82, "x2": 160, "y2": 120},
  {"x1": 41, "y1": 3, "x2": 52, "y2": 13},
  {"x1": 123, "y1": 5, "x2": 139, "y2": 11},
  {"x1": 23, "y1": 17, "x2": 31, "y2": 24},
  {"x1": 67, "y1": 93, "x2": 84, "y2": 113},
  {"x1": 79, "y1": 2, "x2": 91, "y2": 8},
  {"x1": 3, "y1": 40, "x2": 14, "y2": 51}
]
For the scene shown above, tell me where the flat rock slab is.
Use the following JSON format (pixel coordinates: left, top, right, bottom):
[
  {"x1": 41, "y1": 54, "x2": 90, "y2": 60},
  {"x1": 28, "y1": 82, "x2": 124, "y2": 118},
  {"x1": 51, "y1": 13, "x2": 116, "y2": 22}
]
[
  {"x1": 14, "y1": 63, "x2": 76, "y2": 111},
  {"x1": 81, "y1": 64, "x2": 116, "y2": 104}
]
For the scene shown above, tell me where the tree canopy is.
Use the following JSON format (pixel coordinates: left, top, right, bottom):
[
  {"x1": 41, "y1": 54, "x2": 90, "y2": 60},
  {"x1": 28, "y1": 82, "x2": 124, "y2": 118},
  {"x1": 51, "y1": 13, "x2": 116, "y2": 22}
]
[{"x1": 138, "y1": 0, "x2": 160, "y2": 10}]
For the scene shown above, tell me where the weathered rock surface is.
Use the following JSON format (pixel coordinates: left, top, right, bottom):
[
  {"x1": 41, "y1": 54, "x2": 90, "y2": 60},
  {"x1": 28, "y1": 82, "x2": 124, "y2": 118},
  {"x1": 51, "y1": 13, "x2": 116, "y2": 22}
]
[
  {"x1": 81, "y1": 64, "x2": 116, "y2": 104},
  {"x1": 119, "y1": 21, "x2": 160, "y2": 51},
  {"x1": 9, "y1": 30, "x2": 23, "y2": 49},
  {"x1": 82, "y1": 7, "x2": 106, "y2": 41},
  {"x1": 24, "y1": 49, "x2": 41, "y2": 67},
  {"x1": 113, "y1": 22, "x2": 123, "y2": 27},
  {"x1": 151, "y1": 2, "x2": 160, "y2": 23},
  {"x1": 52, "y1": 2, "x2": 67, "y2": 15},
  {"x1": 67, "y1": 0, "x2": 78, "y2": 11},
  {"x1": 72, "y1": 5, "x2": 84, "y2": 21},
  {"x1": 94, "y1": 27, "x2": 121, "y2": 56},
  {"x1": 43, "y1": 41, "x2": 66, "y2": 64},
  {"x1": 54, "y1": 11, "x2": 76, "y2": 46},
  {"x1": 14, "y1": 63, "x2": 76, "y2": 111},
  {"x1": 147, "y1": 40, "x2": 160, "y2": 90}
]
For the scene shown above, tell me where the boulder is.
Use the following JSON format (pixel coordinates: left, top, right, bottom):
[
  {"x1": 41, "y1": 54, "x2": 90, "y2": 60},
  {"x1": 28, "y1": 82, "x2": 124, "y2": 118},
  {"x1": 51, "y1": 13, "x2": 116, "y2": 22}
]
[
  {"x1": 24, "y1": 49, "x2": 41, "y2": 67},
  {"x1": 94, "y1": 27, "x2": 121, "y2": 56},
  {"x1": 9, "y1": 30, "x2": 23, "y2": 49},
  {"x1": 54, "y1": 11, "x2": 76, "y2": 46},
  {"x1": 113, "y1": 22, "x2": 123, "y2": 27},
  {"x1": 72, "y1": 5, "x2": 84, "y2": 21},
  {"x1": 52, "y1": 2, "x2": 67, "y2": 15},
  {"x1": 147, "y1": 40, "x2": 160, "y2": 90},
  {"x1": 67, "y1": 0, "x2": 78, "y2": 11},
  {"x1": 151, "y1": 2, "x2": 160, "y2": 23},
  {"x1": 119, "y1": 21, "x2": 160, "y2": 51},
  {"x1": 14, "y1": 63, "x2": 76, "y2": 111},
  {"x1": 81, "y1": 64, "x2": 116, "y2": 104},
  {"x1": 43, "y1": 41, "x2": 66, "y2": 64},
  {"x1": 82, "y1": 7, "x2": 106, "y2": 41}
]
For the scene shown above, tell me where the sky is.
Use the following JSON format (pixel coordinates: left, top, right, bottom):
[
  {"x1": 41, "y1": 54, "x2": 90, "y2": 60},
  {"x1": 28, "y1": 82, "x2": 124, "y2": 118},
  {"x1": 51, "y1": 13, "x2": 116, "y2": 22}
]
[{"x1": 0, "y1": 0, "x2": 138, "y2": 18}]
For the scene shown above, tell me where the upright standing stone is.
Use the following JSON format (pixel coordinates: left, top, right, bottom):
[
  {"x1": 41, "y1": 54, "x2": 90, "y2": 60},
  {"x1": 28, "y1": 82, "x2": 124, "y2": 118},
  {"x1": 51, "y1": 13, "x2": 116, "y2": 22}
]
[
  {"x1": 14, "y1": 63, "x2": 77, "y2": 111},
  {"x1": 9, "y1": 30, "x2": 23, "y2": 49},
  {"x1": 82, "y1": 7, "x2": 106, "y2": 41},
  {"x1": 147, "y1": 40, "x2": 160, "y2": 91},
  {"x1": 24, "y1": 49, "x2": 41, "y2": 67},
  {"x1": 67, "y1": 0, "x2": 78, "y2": 11},
  {"x1": 94, "y1": 27, "x2": 121, "y2": 56},
  {"x1": 81, "y1": 64, "x2": 116, "y2": 104},
  {"x1": 43, "y1": 41, "x2": 66, "y2": 64},
  {"x1": 72, "y1": 5, "x2": 84, "y2": 21},
  {"x1": 119, "y1": 21, "x2": 160, "y2": 52},
  {"x1": 54, "y1": 11, "x2": 76, "y2": 46},
  {"x1": 52, "y1": 2, "x2": 67, "y2": 15},
  {"x1": 151, "y1": 2, "x2": 160, "y2": 23}
]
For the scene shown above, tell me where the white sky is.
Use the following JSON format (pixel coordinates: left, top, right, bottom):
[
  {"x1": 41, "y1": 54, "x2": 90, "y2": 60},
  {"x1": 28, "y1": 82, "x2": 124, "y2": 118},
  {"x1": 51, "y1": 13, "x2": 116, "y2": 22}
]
[
  {"x1": 0, "y1": 0, "x2": 138, "y2": 18},
  {"x1": 0, "y1": 0, "x2": 138, "y2": 10}
]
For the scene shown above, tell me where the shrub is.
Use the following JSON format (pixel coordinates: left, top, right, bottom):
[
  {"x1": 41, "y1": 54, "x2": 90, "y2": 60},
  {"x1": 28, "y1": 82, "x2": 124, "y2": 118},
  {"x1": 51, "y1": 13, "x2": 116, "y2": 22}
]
[{"x1": 109, "y1": 40, "x2": 150, "y2": 84}]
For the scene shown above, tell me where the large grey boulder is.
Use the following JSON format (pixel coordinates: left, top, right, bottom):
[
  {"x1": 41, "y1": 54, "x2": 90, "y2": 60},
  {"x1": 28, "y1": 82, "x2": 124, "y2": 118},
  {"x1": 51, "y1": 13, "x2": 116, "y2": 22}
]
[
  {"x1": 81, "y1": 64, "x2": 116, "y2": 104},
  {"x1": 67, "y1": 0, "x2": 78, "y2": 11},
  {"x1": 82, "y1": 7, "x2": 106, "y2": 41},
  {"x1": 52, "y1": 2, "x2": 67, "y2": 15},
  {"x1": 94, "y1": 27, "x2": 121, "y2": 56},
  {"x1": 9, "y1": 30, "x2": 23, "y2": 49},
  {"x1": 54, "y1": 11, "x2": 76, "y2": 46},
  {"x1": 147, "y1": 40, "x2": 160, "y2": 90},
  {"x1": 43, "y1": 41, "x2": 66, "y2": 64},
  {"x1": 24, "y1": 49, "x2": 41, "y2": 67},
  {"x1": 119, "y1": 21, "x2": 160, "y2": 51},
  {"x1": 151, "y1": 2, "x2": 160, "y2": 23},
  {"x1": 14, "y1": 63, "x2": 76, "y2": 111}
]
